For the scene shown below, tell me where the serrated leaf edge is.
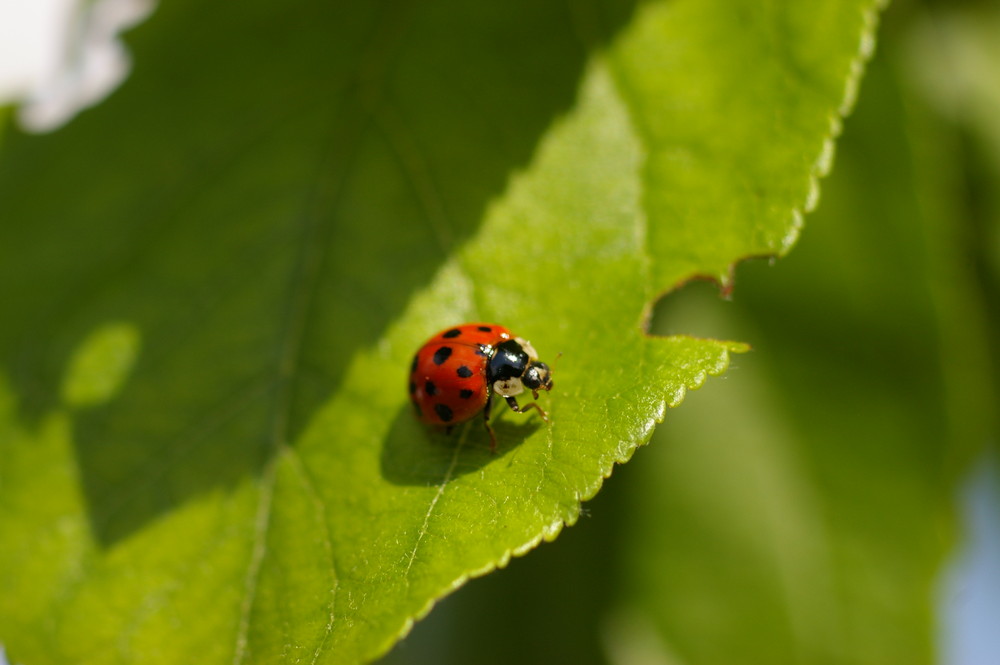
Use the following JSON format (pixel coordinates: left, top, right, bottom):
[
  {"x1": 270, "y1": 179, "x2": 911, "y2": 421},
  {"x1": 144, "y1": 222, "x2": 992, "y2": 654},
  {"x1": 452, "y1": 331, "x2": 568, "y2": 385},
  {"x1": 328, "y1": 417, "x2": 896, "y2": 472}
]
[{"x1": 370, "y1": 338, "x2": 744, "y2": 662}]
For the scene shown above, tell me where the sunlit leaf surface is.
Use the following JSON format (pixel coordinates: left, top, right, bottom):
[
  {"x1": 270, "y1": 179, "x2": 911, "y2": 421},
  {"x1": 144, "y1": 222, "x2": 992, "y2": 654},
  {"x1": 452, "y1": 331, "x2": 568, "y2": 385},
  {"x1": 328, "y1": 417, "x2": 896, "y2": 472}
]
[{"x1": 0, "y1": 0, "x2": 881, "y2": 662}]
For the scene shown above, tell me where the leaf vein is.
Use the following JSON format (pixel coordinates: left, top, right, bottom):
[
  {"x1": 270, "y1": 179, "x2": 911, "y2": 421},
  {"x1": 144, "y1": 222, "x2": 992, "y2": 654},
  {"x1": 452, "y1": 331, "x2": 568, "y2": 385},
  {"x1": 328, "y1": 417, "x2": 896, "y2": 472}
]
[
  {"x1": 374, "y1": 104, "x2": 455, "y2": 254},
  {"x1": 232, "y1": 118, "x2": 343, "y2": 663},
  {"x1": 232, "y1": 459, "x2": 276, "y2": 665},
  {"x1": 404, "y1": 425, "x2": 469, "y2": 581},
  {"x1": 285, "y1": 446, "x2": 341, "y2": 665}
]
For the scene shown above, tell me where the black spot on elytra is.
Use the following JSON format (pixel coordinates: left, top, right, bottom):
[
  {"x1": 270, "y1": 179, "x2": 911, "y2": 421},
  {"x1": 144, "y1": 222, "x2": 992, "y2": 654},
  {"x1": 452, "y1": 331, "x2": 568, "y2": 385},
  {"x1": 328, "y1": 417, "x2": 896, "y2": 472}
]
[
  {"x1": 411, "y1": 354, "x2": 419, "y2": 373},
  {"x1": 434, "y1": 403, "x2": 454, "y2": 422},
  {"x1": 409, "y1": 381, "x2": 416, "y2": 394},
  {"x1": 475, "y1": 345, "x2": 489, "y2": 357},
  {"x1": 433, "y1": 346, "x2": 452, "y2": 365},
  {"x1": 425, "y1": 380, "x2": 437, "y2": 396},
  {"x1": 442, "y1": 328, "x2": 462, "y2": 338},
  {"x1": 456, "y1": 365, "x2": 473, "y2": 378},
  {"x1": 459, "y1": 389, "x2": 474, "y2": 399},
  {"x1": 478, "y1": 325, "x2": 492, "y2": 332}
]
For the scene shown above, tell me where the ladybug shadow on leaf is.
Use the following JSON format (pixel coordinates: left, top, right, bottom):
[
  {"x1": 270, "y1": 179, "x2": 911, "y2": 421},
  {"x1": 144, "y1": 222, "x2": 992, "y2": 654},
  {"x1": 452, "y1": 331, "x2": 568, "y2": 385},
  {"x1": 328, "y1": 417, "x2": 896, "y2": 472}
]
[{"x1": 380, "y1": 404, "x2": 541, "y2": 486}]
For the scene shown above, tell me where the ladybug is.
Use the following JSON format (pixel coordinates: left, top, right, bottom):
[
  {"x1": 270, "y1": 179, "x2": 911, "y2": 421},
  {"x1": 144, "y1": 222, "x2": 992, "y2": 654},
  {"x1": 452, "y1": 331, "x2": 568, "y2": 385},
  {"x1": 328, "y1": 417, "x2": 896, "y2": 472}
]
[{"x1": 408, "y1": 323, "x2": 554, "y2": 451}]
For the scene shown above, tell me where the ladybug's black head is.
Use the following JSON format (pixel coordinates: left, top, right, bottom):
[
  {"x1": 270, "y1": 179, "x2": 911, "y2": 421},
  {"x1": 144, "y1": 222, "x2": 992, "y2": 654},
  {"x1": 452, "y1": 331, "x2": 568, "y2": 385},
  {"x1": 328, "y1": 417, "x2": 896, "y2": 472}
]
[
  {"x1": 488, "y1": 338, "x2": 554, "y2": 399},
  {"x1": 523, "y1": 361, "x2": 553, "y2": 394}
]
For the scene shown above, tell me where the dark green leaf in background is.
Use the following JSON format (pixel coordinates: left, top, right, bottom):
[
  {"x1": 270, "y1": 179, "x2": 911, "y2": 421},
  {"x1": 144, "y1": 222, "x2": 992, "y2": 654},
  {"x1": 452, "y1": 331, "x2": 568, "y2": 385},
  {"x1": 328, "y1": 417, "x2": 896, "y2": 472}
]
[{"x1": 1, "y1": 0, "x2": 884, "y2": 663}]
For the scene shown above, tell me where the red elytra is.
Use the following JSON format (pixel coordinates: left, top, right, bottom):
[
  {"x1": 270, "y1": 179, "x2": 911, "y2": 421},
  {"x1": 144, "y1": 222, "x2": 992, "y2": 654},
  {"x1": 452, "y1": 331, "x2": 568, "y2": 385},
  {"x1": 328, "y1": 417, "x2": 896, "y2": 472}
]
[{"x1": 408, "y1": 323, "x2": 553, "y2": 451}]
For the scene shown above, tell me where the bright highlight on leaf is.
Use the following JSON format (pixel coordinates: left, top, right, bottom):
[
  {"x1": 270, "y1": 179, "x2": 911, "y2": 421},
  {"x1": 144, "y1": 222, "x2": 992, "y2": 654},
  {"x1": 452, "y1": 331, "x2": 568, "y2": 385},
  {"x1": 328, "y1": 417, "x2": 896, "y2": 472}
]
[
  {"x1": 0, "y1": 0, "x2": 884, "y2": 663},
  {"x1": 61, "y1": 322, "x2": 141, "y2": 408}
]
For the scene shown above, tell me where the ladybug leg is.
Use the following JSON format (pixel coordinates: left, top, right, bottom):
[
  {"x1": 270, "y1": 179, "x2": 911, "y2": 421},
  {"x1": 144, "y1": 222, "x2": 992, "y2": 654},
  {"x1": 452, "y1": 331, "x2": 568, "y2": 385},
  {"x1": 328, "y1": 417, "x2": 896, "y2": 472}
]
[
  {"x1": 503, "y1": 395, "x2": 550, "y2": 423},
  {"x1": 483, "y1": 395, "x2": 498, "y2": 453}
]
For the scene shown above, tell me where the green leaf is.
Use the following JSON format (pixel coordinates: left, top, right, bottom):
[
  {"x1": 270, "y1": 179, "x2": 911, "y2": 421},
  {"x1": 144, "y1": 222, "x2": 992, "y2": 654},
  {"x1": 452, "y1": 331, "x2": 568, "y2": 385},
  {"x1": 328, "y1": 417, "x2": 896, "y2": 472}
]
[
  {"x1": 0, "y1": 0, "x2": 880, "y2": 663},
  {"x1": 376, "y1": 5, "x2": 1000, "y2": 665},
  {"x1": 609, "y1": 18, "x2": 999, "y2": 665}
]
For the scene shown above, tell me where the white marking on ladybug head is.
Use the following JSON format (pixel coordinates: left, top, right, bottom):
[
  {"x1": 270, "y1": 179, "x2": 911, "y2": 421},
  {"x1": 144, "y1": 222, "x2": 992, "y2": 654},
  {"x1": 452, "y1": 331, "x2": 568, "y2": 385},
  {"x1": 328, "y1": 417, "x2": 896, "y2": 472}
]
[
  {"x1": 515, "y1": 337, "x2": 539, "y2": 361},
  {"x1": 493, "y1": 377, "x2": 524, "y2": 397}
]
